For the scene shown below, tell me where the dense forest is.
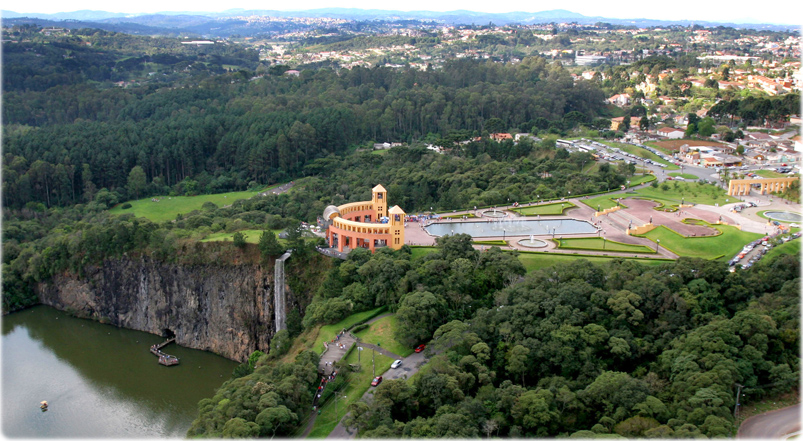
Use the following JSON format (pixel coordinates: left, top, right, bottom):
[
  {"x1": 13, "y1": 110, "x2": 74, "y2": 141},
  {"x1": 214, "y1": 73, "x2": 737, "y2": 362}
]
[
  {"x1": 189, "y1": 236, "x2": 799, "y2": 438},
  {"x1": 3, "y1": 31, "x2": 607, "y2": 210},
  {"x1": 1, "y1": 143, "x2": 627, "y2": 314}
]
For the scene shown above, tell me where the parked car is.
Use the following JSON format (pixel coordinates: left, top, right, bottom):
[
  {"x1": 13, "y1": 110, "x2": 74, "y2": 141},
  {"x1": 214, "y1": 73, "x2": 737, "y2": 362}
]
[
  {"x1": 414, "y1": 344, "x2": 426, "y2": 353},
  {"x1": 371, "y1": 376, "x2": 383, "y2": 387},
  {"x1": 391, "y1": 359, "x2": 402, "y2": 369}
]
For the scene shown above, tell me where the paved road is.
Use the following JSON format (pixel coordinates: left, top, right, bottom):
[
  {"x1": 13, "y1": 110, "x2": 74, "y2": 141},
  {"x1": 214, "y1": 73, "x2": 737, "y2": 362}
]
[
  {"x1": 260, "y1": 181, "x2": 294, "y2": 196},
  {"x1": 738, "y1": 403, "x2": 801, "y2": 438},
  {"x1": 326, "y1": 351, "x2": 429, "y2": 439}
]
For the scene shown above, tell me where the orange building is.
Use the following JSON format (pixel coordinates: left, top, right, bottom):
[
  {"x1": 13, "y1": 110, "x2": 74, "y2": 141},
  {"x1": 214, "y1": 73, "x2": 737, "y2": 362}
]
[{"x1": 323, "y1": 185, "x2": 406, "y2": 253}]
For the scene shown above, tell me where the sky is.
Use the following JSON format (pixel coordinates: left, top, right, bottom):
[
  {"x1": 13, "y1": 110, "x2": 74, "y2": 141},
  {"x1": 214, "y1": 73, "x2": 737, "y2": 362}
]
[{"x1": 9, "y1": 0, "x2": 803, "y2": 25}]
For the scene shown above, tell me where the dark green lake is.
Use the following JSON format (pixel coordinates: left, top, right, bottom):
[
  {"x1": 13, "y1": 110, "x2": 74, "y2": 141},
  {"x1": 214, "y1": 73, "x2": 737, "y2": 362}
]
[{"x1": 2, "y1": 305, "x2": 238, "y2": 437}]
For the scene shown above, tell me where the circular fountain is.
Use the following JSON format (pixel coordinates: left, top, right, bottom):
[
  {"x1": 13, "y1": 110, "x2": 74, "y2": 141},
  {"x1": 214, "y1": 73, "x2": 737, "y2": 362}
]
[
  {"x1": 763, "y1": 211, "x2": 802, "y2": 223},
  {"x1": 518, "y1": 234, "x2": 548, "y2": 248},
  {"x1": 482, "y1": 209, "x2": 508, "y2": 218}
]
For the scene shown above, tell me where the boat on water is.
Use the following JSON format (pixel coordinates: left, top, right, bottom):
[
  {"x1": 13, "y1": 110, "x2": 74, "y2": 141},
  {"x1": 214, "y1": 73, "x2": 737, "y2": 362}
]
[{"x1": 40, "y1": 401, "x2": 48, "y2": 411}]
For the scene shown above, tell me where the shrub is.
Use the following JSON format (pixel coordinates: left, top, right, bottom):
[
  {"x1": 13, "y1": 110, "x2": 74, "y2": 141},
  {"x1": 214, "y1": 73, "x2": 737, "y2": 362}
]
[
  {"x1": 351, "y1": 323, "x2": 370, "y2": 333},
  {"x1": 121, "y1": 203, "x2": 133, "y2": 209}
]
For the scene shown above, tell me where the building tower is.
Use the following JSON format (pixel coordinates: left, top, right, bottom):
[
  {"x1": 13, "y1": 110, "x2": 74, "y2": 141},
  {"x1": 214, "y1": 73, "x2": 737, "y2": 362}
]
[
  {"x1": 372, "y1": 184, "x2": 387, "y2": 221},
  {"x1": 388, "y1": 205, "x2": 406, "y2": 250}
]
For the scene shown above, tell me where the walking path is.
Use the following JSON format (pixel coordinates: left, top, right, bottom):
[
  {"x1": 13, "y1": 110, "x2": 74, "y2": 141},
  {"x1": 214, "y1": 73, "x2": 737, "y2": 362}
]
[{"x1": 318, "y1": 332, "x2": 356, "y2": 375}]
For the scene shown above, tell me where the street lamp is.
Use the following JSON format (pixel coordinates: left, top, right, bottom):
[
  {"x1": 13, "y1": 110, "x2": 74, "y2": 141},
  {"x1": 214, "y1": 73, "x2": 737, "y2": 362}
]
[
  {"x1": 335, "y1": 394, "x2": 347, "y2": 421},
  {"x1": 503, "y1": 229, "x2": 506, "y2": 241},
  {"x1": 598, "y1": 204, "x2": 601, "y2": 213},
  {"x1": 656, "y1": 239, "x2": 661, "y2": 252}
]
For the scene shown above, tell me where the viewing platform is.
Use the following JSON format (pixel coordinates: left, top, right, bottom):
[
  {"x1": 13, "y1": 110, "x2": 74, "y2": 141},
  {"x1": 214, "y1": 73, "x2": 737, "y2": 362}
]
[{"x1": 150, "y1": 338, "x2": 180, "y2": 366}]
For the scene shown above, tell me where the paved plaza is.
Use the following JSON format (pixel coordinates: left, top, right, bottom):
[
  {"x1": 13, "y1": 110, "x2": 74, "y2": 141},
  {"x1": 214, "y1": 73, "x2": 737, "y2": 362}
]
[{"x1": 404, "y1": 193, "x2": 801, "y2": 259}]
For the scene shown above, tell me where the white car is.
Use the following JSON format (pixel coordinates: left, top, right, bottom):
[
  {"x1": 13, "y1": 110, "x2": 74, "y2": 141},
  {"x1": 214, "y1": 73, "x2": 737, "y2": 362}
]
[{"x1": 391, "y1": 359, "x2": 402, "y2": 369}]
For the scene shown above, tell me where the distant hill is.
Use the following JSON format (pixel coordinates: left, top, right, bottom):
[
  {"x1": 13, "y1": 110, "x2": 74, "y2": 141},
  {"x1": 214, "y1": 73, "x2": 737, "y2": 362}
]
[{"x1": 2, "y1": 7, "x2": 797, "y2": 34}]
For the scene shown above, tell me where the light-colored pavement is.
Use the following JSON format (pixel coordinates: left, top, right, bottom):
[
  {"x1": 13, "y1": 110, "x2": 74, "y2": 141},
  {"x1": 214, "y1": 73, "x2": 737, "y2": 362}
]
[
  {"x1": 326, "y1": 350, "x2": 429, "y2": 439},
  {"x1": 260, "y1": 181, "x2": 294, "y2": 196},
  {"x1": 738, "y1": 403, "x2": 801, "y2": 438}
]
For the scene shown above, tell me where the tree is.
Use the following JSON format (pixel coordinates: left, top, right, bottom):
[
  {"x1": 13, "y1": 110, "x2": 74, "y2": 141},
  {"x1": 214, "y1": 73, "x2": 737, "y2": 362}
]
[
  {"x1": 639, "y1": 115, "x2": 650, "y2": 131},
  {"x1": 221, "y1": 418, "x2": 260, "y2": 438},
  {"x1": 127, "y1": 165, "x2": 147, "y2": 200},
  {"x1": 621, "y1": 115, "x2": 631, "y2": 132},
  {"x1": 258, "y1": 230, "x2": 284, "y2": 258},
  {"x1": 394, "y1": 291, "x2": 447, "y2": 346},
  {"x1": 255, "y1": 406, "x2": 298, "y2": 437},
  {"x1": 233, "y1": 232, "x2": 247, "y2": 249},
  {"x1": 506, "y1": 344, "x2": 530, "y2": 386}
]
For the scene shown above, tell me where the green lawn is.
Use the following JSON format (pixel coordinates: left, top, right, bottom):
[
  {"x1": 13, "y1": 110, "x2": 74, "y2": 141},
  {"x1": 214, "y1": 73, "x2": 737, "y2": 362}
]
[
  {"x1": 667, "y1": 173, "x2": 700, "y2": 180},
  {"x1": 200, "y1": 229, "x2": 318, "y2": 245},
  {"x1": 601, "y1": 141, "x2": 678, "y2": 169},
  {"x1": 441, "y1": 213, "x2": 477, "y2": 219},
  {"x1": 472, "y1": 240, "x2": 508, "y2": 246},
  {"x1": 410, "y1": 246, "x2": 438, "y2": 259},
  {"x1": 556, "y1": 237, "x2": 655, "y2": 253},
  {"x1": 517, "y1": 252, "x2": 667, "y2": 271},
  {"x1": 583, "y1": 194, "x2": 628, "y2": 211},
  {"x1": 754, "y1": 170, "x2": 785, "y2": 178},
  {"x1": 109, "y1": 186, "x2": 278, "y2": 222},
  {"x1": 513, "y1": 201, "x2": 576, "y2": 216},
  {"x1": 623, "y1": 181, "x2": 731, "y2": 209},
  {"x1": 637, "y1": 224, "x2": 762, "y2": 260},
  {"x1": 200, "y1": 229, "x2": 282, "y2": 244},
  {"x1": 353, "y1": 315, "x2": 413, "y2": 358},
  {"x1": 628, "y1": 174, "x2": 656, "y2": 186},
  {"x1": 761, "y1": 239, "x2": 801, "y2": 264},
  {"x1": 306, "y1": 349, "x2": 394, "y2": 437},
  {"x1": 312, "y1": 307, "x2": 387, "y2": 356}
]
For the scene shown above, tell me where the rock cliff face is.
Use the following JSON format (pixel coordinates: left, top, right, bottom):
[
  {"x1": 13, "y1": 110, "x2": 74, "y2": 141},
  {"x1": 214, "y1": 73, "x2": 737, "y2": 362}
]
[{"x1": 37, "y1": 256, "x2": 286, "y2": 362}]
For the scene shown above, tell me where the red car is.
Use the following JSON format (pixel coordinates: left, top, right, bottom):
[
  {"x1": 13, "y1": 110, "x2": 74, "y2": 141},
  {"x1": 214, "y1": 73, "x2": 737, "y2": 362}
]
[
  {"x1": 414, "y1": 344, "x2": 426, "y2": 353},
  {"x1": 371, "y1": 376, "x2": 382, "y2": 387}
]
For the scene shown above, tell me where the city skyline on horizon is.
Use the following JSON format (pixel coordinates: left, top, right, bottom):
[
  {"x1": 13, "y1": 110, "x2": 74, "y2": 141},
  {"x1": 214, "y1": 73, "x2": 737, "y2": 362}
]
[{"x1": 6, "y1": 0, "x2": 803, "y2": 26}]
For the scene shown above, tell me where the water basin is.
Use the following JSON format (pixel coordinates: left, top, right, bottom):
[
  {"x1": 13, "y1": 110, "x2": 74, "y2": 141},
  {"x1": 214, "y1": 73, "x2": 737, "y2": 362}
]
[
  {"x1": 425, "y1": 219, "x2": 596, "y2": 238},
  {"x1": 764, "y1": 211, "x2": 802, "y2": 223}
]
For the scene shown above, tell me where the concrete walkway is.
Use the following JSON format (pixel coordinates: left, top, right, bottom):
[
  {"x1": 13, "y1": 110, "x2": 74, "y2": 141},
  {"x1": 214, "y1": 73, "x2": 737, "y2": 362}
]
[{"x1": 318, "y1": 332, "x2": 356, "y2": 375}]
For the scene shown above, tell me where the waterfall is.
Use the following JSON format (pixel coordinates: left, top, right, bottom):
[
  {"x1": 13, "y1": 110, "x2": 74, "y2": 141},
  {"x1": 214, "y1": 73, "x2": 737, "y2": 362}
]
[{"x1": 274, "y1": 251, "x2": 292, "y2": 332}]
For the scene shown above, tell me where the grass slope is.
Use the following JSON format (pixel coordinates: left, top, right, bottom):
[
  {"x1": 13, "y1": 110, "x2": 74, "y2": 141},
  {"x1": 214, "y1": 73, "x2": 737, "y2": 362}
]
[
  {"x1": 638, "y1": 224, "x2": 762, "y2": 260},
  {"x1": 307, "y1": 349, "x2": 394, "y2": 437},
  {"x1": 200, "y1": 229, "x2": 281, "y2": 244},
  {"x1": 517, "y1": 252, "x2": 667, "y2": 271},
  {"x1": 353, "y1": 315, "x2": 413, "y2": 358},
  {"x1": 583, "y1": 181, "x2": 730, "y2": 211},
  {"x1": 602, "y1": 141, "x2": 678, "y2": 169},
  {"x1": 109, "y1": 186, "x2": 277, "y2": 222},
  {"x1": 557, "y1": 237, "x2": 655, "y2": 253},
  {"x1": 761, "y1": 239, "x2": 801, "y2": 264},
  {"x1": 312, "y1": 307, "x2": 386, "y2": 356},
  {"x1": 513, "y1": 201, "x2": 576, "y2": 216}
]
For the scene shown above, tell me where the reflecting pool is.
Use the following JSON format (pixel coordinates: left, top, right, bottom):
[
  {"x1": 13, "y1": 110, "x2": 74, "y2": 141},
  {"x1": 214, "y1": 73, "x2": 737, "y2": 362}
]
[{"x1": 426, "y1": 219, "x2": 597, "y2": 237}]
